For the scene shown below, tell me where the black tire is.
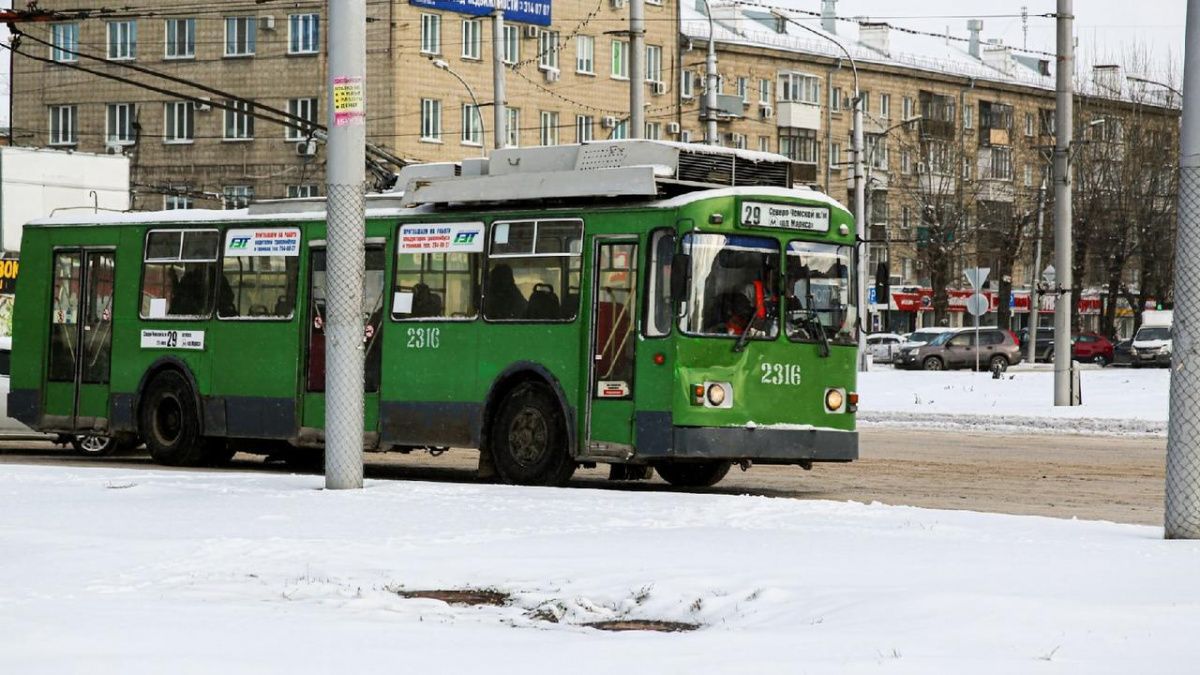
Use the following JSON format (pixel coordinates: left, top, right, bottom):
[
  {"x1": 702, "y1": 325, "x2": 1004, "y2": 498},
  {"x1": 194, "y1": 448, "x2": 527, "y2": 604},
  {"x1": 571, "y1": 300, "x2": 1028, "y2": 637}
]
[
  {"x1": 70, "y1": 434, "x2": 118, "y2": 457},
  {"x1": 989, "y1": 355, "x2": 1009, "y2": 373},
  {"x1": 655, "y1": 461, "x2": 732, "y2": 488},
  {"x1": 1093, "y1": 355, "x2": 1109, "y2": 367},
  {"x1": 140, "y1": 370, "x2": 209, "y2": 467},
  {"x1": 1045, "y1": 349, "x2": 1054, "y2": 363},
  {"x1": 922, "y1": 356, "x2": 944, "y2": 371},
  {"x1": 490, "y1": 382, "x2": 575, "y2": 487}
]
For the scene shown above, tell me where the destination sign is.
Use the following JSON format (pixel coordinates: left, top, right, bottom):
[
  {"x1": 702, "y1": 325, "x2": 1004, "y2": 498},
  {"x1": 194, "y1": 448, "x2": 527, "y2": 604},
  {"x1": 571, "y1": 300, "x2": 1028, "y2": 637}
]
[{"x1": 739, "y1": 201, "x2": 830, "y2": 233}]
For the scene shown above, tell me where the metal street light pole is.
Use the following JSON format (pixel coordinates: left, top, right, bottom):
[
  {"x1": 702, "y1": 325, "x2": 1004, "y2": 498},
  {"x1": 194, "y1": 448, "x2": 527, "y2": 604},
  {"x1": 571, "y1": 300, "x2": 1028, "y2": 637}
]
[
  {"x1": 492, "y1": 8, "x2": 506, "y2": 149},
  {"x1": 701, "y1": 0, "x2": 718, "y2": 145},
  {"x1": 630, "y1": 0, "x2": 645, "y2": 138},
  {"x1": 863, "y1": 115, "x2": 921, "y2": 332},
  {"x1": 1053, "y1": 0, "x2": 1076, "y2": 405},
  {"x1": 433, "y1": 59, "x2": 486, "y2": 156}
]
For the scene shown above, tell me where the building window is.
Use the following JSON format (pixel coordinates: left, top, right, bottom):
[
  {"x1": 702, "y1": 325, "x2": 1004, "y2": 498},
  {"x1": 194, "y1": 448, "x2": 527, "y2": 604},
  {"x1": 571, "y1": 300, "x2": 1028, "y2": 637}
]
[
  {"x1": 576, "y1": 35, "x2": 594, "y2": 73},
  {"x1": 576, "y1": 115, "x2": 593, "y2": 142},
  {"x1": 611, "y1": 119, "x2": 628, "y2": 140},
  {"x1": 860, "y1": 92, "x2": 870, "y2": 114},
  {"x1": 990, "y1": 147, "x2": 1013, "y2": 180},
  {"x1": 51, "y1": 23, "x2": 79, "y2": 62},
  {"x1": 730, "y1": 133, "x2": 747, "y2": 149},
  {"x1": 540, "y1": 111, "x2": 559, "y2": 145},
  {"x1": 286, "y1": 98, "x2": 318, "y2": 140},
  {"x1": 831, "y1": 86, "x2": 842, "y2": 111},
  {"x1": 759, "y1": 136, "x2": 770, "y2": 153},
  {"x1": 645, "y1": 122, "x2": 662, "y2": 140},
  {"x1": 1024, "y1": 164, "x2": 1034, "y2": 187},
  {"x1": 646, "y1": 45, "x2": 663, "y2": 84},
  {"x1": 223, "y1": 99, "x2": 255, "y2": 140},
  {"x1": 107, "y1": 20, "x2": 137, "y2": 60},
  {"x1": 681, "y1": 70, "x2": 694, "y2": 99},
  {"x1": 681, "y1": 130, "x2": 692, "y2": 143},
  {"x1": 779, "y1": 128, "x2": 818, "y2": 163},
  {"x1": 505, "y1": 107, "x2": 520, "y2": 147},
  {"x1": 963, "y1": 104, "x2": 974, "y2": 129},
  {"x1": 611, "y1": 40, "x2": 629, "y2": 79},
  {"x1": 902, "y1": 96, "x2": 913, "y2": 120},
  {"x1": 866, "y1": 134, "x2": 888, "y2": 170},
  {"x1": 538, "y1": 30, "x2": 559, "y2": 70},
  {"x1": 830, "y1": 142, "x2": 842, "y2": 168},
  {"x1": 461, "y1": 104, "x2": 483, "y2": 145},
  {"x1": 462, "y1": 19, "x2": 482, "y2": 60},
  {"x1": 759, "y1": 78, "x2": 771, "y2": 105},
  {"x1": 503, "y1": 24, "x2": 519, "y2": 64},
  {"x1": 164, "y1": 101, "x2": 193, "y2": 142},
  {"x1": 737, "y1": 77, "x2": 749, "y2": 104},
  {"x1": 880, "y1": 93, "x2": 891, "y2": 118},
  {"x1": 420, "y1": 99, "x2": 442, "y2": 142},
  {"x1": 106, "y1": 103, "x2": 136, "y2": 145},
  {"x1": 223, "y1": 186, "x2": 254, "y2": 210},
  {"x1": 1025, "y1": 111, "x2": 1035, "y2": 136},
  {"x1": 778, "y1": 72, "x2": 820, "y2": 104},
  {"x1": 420, "y1": 14, "x2": 441, "y2": 55},
  {"x1": 288, "y1": 185, "x2": 319, "y2": 199},
  {"x1": 48, "y1": 105, "x2": 77, "y2": 145},
  {"x1": 901, "y1": 206, "x2": 911, "y2": 229},
  {"x1": 225, "y1": 16, "x2": 256, "y2": 57},
  {"x1": 901, "y1": 149, "x2": 912, "y2": 174},
  {"x1": 164, "y1": 192, "x2": 192, "y2": 210},
  {"x1": 289, "y1": 13, "x2": 319, "y2": 54},
  {"x1": 164, "y1": 18, "x2": 195, "y2": 58}
]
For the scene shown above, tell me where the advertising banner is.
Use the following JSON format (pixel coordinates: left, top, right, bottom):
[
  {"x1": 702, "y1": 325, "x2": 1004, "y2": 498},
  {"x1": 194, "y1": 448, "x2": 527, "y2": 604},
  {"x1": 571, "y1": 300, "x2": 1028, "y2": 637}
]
[{"x1": 409, "y1": 0, "x2": 551, "y2": 26}]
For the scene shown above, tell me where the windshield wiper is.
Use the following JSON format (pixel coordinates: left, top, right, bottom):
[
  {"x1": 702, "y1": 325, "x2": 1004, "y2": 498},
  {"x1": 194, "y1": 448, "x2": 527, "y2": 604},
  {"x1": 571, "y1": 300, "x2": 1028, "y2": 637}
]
[
  {"x1": 733, "y1": 302, "x2": 776, "y2": 353},
  {"x1": 800, "y1": 271, "x2": 830, "y2": 358}
]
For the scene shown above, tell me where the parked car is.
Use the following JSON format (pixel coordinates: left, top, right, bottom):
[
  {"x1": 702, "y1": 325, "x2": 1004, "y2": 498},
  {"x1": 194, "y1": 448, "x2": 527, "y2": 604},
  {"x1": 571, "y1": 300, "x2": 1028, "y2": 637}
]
[
  {"x1": 1017, "y1": 328, "x2": 1055, "y2": 362},
  {"x1": 1130, "y1": 310, "x2": 1173, "y2": 368},
  {"x1": 900, "y1": 327, "x2": 955, "y2": 348},
  {"x1": 1, "y1": 337, "x2": 130, "y2": 455},
  {"x1": 866, "y1": 332, "x2": 905, "y2": 364},
  {"x1": 1113, "y1": 338, "x2": 1134, "y2": 366},
  {"x1": 895, "y1": 327, "x2": 1024, "y2": 372},
  {"x1": 1047, "y1": 332, "x2": 1115, "y2": 366}
]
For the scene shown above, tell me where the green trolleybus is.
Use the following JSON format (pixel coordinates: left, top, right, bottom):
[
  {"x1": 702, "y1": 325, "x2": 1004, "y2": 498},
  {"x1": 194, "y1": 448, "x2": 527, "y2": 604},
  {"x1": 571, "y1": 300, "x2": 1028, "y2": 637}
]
[{"x1": 8, "y1": 140, "x2": 858, "y2": 487}]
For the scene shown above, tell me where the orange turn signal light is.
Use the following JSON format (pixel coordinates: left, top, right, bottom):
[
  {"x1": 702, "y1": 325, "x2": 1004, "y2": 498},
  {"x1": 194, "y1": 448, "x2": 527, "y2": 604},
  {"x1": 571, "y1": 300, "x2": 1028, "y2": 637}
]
[{"x1": 848, "y1": 392, "x2": 859, "y2": 406}]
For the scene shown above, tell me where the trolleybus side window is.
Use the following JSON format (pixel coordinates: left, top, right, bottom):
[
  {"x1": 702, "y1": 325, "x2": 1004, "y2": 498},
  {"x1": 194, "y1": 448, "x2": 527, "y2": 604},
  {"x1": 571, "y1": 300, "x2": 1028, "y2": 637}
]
[
  {"x1": 217, "y1": 228, "x2": 300, "y2": 320},
  {"x1": 785, "y1": 240, "x2": 856, "y2": 346},
  {"x1": 140, "y1": 229, "x2": 220, "y2": 319},
  {"x1": 393, "y1": 222, "x2": 484, "y2": 320},
  {"x1": 485, "y1": 219, "x2": 582, "y2": 322},
  {"x1": 679, "y1": 233, "x2": 780, "y2": 340},
  {"x1": 644, "y1": 229, "x2": 674, "y2": 337}
]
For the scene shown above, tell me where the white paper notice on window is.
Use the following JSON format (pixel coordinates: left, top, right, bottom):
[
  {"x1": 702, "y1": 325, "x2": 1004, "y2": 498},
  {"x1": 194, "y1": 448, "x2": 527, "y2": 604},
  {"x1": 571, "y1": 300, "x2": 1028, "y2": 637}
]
[
  {"x1": 494, "y1": 223, "x2": 510, "y2": 245},
  {"x1": 149, "y1": 298, "x2": 168, "y2": 318},
  {"x1": 393, "y1": 291, "x2": 414, "y2": 314}
]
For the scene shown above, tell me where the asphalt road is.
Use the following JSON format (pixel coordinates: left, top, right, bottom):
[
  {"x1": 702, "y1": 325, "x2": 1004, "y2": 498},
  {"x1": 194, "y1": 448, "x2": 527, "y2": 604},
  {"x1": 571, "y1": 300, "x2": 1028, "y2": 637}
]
[{"x1": 0, "y1": 428, "x2": 1167, "y2": 525}]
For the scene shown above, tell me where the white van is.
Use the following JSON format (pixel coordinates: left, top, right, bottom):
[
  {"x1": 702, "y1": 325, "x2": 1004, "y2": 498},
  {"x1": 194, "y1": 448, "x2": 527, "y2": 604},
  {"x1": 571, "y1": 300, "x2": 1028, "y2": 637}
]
[{"x1": 1131, "y1": 310, "x2": 1172, "y2": 368}]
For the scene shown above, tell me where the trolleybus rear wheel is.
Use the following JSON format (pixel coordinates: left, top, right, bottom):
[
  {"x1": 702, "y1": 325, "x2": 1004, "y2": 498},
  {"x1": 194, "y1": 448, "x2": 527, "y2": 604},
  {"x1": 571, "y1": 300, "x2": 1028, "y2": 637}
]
[
  {"x1": 140, "y1": 370, "x2": 208, "y2": 467},
  {"x1": 655, "y1": 461, "x2": 732, "y2": 488},
  {"x1": 491, "y1": 382, "x2": 575, "y2": 487}
]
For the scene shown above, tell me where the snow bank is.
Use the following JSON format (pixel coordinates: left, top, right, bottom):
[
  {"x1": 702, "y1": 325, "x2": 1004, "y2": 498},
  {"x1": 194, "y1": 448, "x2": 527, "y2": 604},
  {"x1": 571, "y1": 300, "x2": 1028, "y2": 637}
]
[
  {"x1": 859, "y1": 368, "x2": 1169, "y2": 436},
  {"x1": 2, "y1": 465, "x2": 1198, "y2": 674}
]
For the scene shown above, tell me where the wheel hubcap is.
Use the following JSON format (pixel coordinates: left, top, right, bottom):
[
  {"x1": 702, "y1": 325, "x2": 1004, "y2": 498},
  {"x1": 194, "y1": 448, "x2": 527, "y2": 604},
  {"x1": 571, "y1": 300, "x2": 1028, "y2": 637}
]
[
  {"x1": 77, "y1": 435, "x2": 108, "y2": 453},
  {"x1": 155, "y1": 396, "x2": 183, "y2": 445},
  {"x1": 508, "y1": 407, "x2": 549, "y2": 467}
]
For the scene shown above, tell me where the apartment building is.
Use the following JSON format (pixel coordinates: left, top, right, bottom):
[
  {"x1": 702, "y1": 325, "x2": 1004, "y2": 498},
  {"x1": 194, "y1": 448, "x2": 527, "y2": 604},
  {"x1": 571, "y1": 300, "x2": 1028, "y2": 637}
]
[{"x1": 10, "y1": 0, "x2": 680, "y2": 209}]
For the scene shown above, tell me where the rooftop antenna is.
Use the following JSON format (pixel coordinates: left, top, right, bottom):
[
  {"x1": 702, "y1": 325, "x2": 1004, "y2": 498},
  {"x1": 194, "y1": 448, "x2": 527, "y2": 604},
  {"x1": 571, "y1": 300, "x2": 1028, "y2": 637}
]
[{"x1": 1021, "y1": 5, "x2": 1029, "y2": 49}]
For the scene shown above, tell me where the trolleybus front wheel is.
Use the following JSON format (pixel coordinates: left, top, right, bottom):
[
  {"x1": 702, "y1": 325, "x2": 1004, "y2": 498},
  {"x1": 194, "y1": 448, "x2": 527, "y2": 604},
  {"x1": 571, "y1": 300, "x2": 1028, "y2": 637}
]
[
  {"x1": 490, "y1": 382, "x2": 575, "y2": 487},
  {"x1": 655, "y1": 461, "x2": 732, "y2": 488},
  {"x1": 140, "y1": 370, "x2": 211, "y2": 467}
]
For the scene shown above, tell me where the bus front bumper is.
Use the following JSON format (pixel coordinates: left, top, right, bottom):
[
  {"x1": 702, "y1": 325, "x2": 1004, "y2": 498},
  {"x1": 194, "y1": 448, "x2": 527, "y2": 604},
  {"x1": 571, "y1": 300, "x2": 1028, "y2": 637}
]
[{"x1": 661, "y1": 425, "x2": 858, "y2": 463}]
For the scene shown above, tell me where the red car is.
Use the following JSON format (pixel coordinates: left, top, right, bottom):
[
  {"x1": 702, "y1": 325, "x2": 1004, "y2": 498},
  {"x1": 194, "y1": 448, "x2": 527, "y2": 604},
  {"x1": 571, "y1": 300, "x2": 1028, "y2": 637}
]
[{"x1": 1049, "y1": 332, "x2": 1115, "y2": 366}]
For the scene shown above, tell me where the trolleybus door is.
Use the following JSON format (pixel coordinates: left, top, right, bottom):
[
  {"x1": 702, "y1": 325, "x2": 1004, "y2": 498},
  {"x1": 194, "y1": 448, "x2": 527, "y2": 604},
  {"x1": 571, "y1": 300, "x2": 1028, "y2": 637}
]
[
  {"x1": 585, "y1": 239, "x2": 638, "y2": 455},
  {"x1": 44, "y1": 249, "x2": 116, "y2": 432},
  {"x1": 301, "y1": 243, "x2": 387, "y2": 440}
]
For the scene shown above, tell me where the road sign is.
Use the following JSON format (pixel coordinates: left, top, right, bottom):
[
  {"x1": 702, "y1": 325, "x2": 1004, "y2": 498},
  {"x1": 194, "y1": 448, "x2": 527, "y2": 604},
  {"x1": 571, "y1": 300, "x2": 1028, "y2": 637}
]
[
  {"x1": 964, "y1": 267, "x2": 991, "y2": 290},
  {"x1": 1042, "y1": 265, "x2": 1056, "y2": 285},
  {"x1": 868, "y1": 286, "x2": 877, "y2": 305},
  {"x1": 965, "y1": 293, "x2": 989, "y2": 317}
]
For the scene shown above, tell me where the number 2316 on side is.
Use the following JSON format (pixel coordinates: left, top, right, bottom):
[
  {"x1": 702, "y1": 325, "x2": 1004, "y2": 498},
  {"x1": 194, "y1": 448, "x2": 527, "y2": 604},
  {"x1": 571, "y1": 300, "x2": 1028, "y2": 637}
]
[{"x1": 760, "y1": 362, "x2": 801, "y2": 385}]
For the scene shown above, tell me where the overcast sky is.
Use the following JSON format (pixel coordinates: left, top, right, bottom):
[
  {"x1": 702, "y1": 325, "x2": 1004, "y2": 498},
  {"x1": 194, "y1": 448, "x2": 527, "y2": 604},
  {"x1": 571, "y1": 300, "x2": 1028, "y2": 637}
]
[{"x1": 0, "y1": 1, "x2": 1189, "y2": 126}]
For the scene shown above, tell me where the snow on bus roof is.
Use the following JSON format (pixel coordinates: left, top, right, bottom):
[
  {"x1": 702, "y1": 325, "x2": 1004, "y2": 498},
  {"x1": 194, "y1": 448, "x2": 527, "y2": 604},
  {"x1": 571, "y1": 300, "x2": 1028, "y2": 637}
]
[{"x1": 657, "y1": 185, "x2": 849, "y2": 213}]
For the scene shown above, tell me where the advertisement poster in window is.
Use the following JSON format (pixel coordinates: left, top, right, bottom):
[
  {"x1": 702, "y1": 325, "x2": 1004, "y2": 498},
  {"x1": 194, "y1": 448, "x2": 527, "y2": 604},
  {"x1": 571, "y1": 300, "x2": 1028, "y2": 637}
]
[
  {"x1": 398, "y1": 223, "x2": 485, "y2": 253},
  {"x1": 224, "y1": 229, "x2": 301, "y2": 257}
]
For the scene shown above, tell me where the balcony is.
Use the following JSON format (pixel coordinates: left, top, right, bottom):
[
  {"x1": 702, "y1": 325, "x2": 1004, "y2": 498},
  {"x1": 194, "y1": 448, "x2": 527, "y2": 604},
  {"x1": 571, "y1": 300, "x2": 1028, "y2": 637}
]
[{"x1": 776, "y1": 101, "x2": 820, "y2": 130}]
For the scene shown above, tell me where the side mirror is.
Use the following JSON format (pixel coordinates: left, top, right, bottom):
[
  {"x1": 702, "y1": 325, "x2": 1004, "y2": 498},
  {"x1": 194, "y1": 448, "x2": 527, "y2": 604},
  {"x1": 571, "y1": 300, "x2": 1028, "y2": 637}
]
[{"x1": 670, "y1": 253, "x2": 691, "y2": 303}]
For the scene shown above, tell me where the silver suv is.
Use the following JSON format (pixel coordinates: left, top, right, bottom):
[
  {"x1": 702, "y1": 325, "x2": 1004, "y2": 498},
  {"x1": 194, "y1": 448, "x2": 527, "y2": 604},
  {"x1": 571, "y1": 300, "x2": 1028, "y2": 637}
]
[{"x1": 895, "y1": 327, "x2": 1024, "y2": 372}]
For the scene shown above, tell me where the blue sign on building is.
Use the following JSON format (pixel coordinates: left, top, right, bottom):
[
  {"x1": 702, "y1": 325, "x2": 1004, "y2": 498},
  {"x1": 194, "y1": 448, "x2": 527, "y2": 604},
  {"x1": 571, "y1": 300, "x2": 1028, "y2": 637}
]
[{"x1": 409, "y1": 0, "x2": 552, "y2": 26}]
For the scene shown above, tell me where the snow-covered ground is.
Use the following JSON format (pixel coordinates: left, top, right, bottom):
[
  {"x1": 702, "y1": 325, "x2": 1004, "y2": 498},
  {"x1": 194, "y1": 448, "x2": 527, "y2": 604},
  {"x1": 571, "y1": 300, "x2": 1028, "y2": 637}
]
[
  {"x1": 859, "y1": 368, "x2": 1169, "y2": 436},
  {"x1": 2, "y1": 464, "x2": 1199, "y2": 674}
]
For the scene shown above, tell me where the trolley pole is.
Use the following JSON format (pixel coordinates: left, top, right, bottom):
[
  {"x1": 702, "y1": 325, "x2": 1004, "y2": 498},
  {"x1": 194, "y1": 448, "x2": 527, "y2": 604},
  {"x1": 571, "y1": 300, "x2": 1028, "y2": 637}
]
[
  {"x1": 1165, "y1": 0, "x2": 1200, "y2": 539},
  {"x1": 492, "y1": 7, "x2": 506, "y2": 149},
  {"x1": 629, "y1": 0, "x2": 645, "y2": 138},
  {"x1": 1052, "y1": 0, "x2": 1076, "y2": 405},
  {"x1": 324, "y1": 0, "x2": 367, "y2": 489}
]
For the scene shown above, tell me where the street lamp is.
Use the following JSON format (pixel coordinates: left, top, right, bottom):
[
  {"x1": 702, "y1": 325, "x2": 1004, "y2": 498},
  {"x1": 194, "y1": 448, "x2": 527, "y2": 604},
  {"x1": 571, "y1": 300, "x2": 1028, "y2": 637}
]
[
  {"x1": 432, "y1": 59, "x2": 486, "y2": 156},
  {"x1": 1126, "y1": 74, "x2": 1183, "y2": 98},
  {"x1": 771, "y1": 9, "x2": 868, "y2": 370}
]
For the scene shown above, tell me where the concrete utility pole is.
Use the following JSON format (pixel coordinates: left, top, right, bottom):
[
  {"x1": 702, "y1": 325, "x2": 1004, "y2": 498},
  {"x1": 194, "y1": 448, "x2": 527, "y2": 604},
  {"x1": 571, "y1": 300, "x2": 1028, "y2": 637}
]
[
  {"x1": 493, "y1": 8, "x2": 506, "y2": 149},
  {"x1": 852, "y1": 81, "x2": 867, "y2": 369},
  {"x1": 1165, "y1": 0, "x2": 1200, "y2": 539},
  {"x1": 629, "y1": 0, "x2": 645, "y2": 138},
  {"x1": 1052, "y1": 0, "x2": 1077, "y2": 405},
  {"x1": 1027, "y1": 177, "x2": 1047, "y2": 365},
  {"x1": 702, "y1": 0, "x2": 718, "y2": 145},
  {"x1": 324, "y1": 0, "x2": 367, "y2": 489}
]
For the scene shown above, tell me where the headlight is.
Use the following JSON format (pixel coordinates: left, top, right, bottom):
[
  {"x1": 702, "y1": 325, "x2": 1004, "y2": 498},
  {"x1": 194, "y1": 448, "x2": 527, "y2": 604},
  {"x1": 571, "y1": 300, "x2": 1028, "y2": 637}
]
[
  {"x1": 1130, "y1": 347, "x2": 1139, "y2": 355},
  {"x1": 707, "y1": 383, "x2": 726, "y2": 406},
  {"x1": 1163, "y1": 343, "x2": 1173, "y2": 354},
  {"x1": 824, "y1": 388, "x2": 845, "y2": 413},
  {"x1": 696, "y1": 381, "x2": 732, "y2": 408}
]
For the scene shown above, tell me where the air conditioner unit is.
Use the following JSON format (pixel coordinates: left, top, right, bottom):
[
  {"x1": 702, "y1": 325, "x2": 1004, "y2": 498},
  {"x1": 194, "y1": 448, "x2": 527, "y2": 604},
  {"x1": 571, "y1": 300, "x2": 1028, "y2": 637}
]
[
  {"x1": 105, "y1": 142, "x2": 124, "y2": 155},
  {"x1": 543, "y1": 67, "x2": 560, "y2": 83},
  {"x1": 524, "y1": 25, "x2": 540, "y2": 39},
  {"x1": 650, "y1": 81, "x2": 666, "y2": 96},
  {"x1": 760, "y1": 105, "x2": 774, "y2": 120},
  {"x1": 610, "y1": 0, "x2": 626, "y2": 8},
  {"x1": 601, "y1": 116, "x2": 618, "y2": 129},
  {"x1": 667, "y1": 122, "x2": 681, "y2": 134},
  {"x1": 259, "y1": 15, "x2": 276, "y2": 31},
  {"x1": 193, "y1": 98, "x2": 212, "y2": 112},
  {"x1": 296, "y1": 140, "x2": 317, "y2": 157}
]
